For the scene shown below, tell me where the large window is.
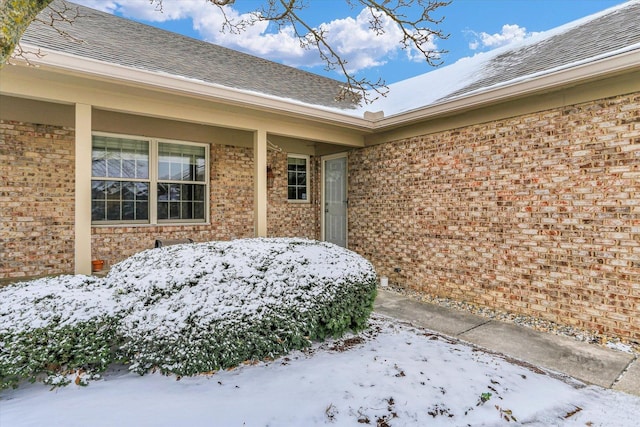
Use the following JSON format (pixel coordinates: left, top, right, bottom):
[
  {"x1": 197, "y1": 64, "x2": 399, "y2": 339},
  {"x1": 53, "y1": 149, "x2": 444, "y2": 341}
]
[
  {"x1": 287, "y1": 154, "x2": 309, "y2": 202},
  {"x1": 91, "y1": 134, "x2": 208, "y2": 224}
]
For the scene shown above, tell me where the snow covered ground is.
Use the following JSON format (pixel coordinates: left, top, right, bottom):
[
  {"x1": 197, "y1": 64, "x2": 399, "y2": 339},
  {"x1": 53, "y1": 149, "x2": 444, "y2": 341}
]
[{"x1": 2, "y1": 314, "x2": 638, "y2": 427}]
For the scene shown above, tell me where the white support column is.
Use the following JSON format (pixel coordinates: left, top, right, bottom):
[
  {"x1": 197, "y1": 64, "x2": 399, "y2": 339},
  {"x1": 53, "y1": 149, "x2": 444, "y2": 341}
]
[
  {"x1": 254, "y1": 129, "x2": 268, "y2": 237},
  {"x1": 75, "y1": 103, "x2": 92, "y2": 274}
]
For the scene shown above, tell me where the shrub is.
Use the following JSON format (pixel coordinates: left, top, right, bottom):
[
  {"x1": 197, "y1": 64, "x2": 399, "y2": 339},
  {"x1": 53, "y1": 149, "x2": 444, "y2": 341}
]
[
  {"x1": 0, "y1": 238, "x2": 377, "y2": 387},
  {"x1": 0, "y1": 276, "x2": 119, "y2": 389},
  {"x1": 110, "y1": 238, "x2": 378, "y2": 375}
]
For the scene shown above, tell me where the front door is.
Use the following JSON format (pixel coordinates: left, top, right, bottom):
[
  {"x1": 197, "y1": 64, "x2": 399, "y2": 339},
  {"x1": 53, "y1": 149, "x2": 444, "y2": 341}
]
[{"x1": 322, "y1": 154, "x2": 348, "y2": 247}]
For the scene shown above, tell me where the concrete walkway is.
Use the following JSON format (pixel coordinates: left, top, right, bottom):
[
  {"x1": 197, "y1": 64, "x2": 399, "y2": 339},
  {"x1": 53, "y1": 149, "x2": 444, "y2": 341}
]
[{"x1": 375, "y1": 289, "x2": 640, "y2": 397}]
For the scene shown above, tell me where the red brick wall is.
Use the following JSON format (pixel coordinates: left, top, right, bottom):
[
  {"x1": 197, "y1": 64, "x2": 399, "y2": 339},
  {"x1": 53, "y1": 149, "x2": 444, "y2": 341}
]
[
  {"x1": 349, "y1": 92, "x2": 640, "y2": 340},
  {"x1": 0, "y1": 120, "x2": 76, "y2": 278}
]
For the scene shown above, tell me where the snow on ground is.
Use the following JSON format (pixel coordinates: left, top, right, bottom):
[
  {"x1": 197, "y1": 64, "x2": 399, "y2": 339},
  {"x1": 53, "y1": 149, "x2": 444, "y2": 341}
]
[{"x1": 2, "y1": 314, "x2": 638, "y2": 427}]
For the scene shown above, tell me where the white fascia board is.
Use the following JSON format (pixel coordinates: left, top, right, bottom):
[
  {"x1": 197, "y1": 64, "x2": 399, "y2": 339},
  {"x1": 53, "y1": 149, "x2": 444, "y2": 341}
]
[
  {"x1": 14, "y1": 44, "x2": 640, "y2": 133},
  {"x1": 373, "y1": 47, "x2": 640, "y2": 130},
  {"x1": 17, "y1": 45, "x2": 373, "y2": 132}
]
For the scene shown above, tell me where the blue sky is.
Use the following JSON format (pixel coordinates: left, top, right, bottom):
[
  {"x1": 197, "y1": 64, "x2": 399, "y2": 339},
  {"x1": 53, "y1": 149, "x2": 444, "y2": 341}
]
[{"x1": 74, "y1": 0, "x2": 627, "y2": 84}]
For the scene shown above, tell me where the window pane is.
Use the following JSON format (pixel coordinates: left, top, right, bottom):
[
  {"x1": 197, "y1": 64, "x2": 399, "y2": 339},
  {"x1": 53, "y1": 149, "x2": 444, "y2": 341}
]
[
  {"x1": 157, "y1": 202, "x2": 168, "y2": 219},
  {"x1": 135, "y1": 182, "x2": 149, "y2": 200},
  {"x1": 181, "y1": 202, "x2": 192, "y2": 219},
  {"x1": 170, "y1": 202, "x2": 180, "y2": 219},
  {"x1": 92, "y1": 135, "x2": 149, "y2": 179},
  {"x1": 136, "y1": 159, "x2": 149, "y2": 179},
  {"x1": 122, "y1": 160, "x2": 136, "y2": 179},
  {"x1": 193, "y1": 202, "x2": 204, "y2": 219},
  {"x1": 157, "y1": 183, "x2": 206, "y2": 221},
  {"x1": 91, "y1": 180, "x2": 148, "y2": 222},
  {"x1": 170, "y1": 183, "x2": 180, "y2": 201},
  {"x1": 106, "y1": 181, "x2": 122, "y2": 200},
  {"x1": 158, "y1": 142, "x2": 206, "y2": 182},
  {"x1": 92, "y1": 181, "x2": 106, "y2": 200},
  {"x1": 91, "y1": 199, "x2": 105, "y2": 221},
  {"x1": 194, "y1": 185, "x2": 205, "y2": 200},
  {"x1": 196, "y1": 158, "x2": 206, "y2": 181},
  {"x1": 107, "y1": 201, "x2": 121, "y2": 221},
  {"x1": 122, "y1": 201, "x2": 135, "y2": 221},
  {"x1": 137, "y1": 202, "x2": 149, "y2": 220},
  {"x1": 107, "y1": 158, "x2": 121, "y2": 178},
  {"x1": 92, "y1": 147, "x2": 106, "y2": 177},
  {"x1": 158, "y1": 183, "x2": 169, "y2": 201},
  {"x1": 288, "y1": 187, "x2": 297, "y2": 199}
]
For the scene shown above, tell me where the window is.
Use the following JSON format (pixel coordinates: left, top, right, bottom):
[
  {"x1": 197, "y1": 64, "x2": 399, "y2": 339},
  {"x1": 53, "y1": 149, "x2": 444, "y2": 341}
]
[
  {"x1": 287, "y1": 154, "x2": 309, "y2": 202},
  {"x1": 91, "y1": 134, "x2": 208, "y2": 224},
  {"x1": 157, "y1": 142, "x2": 207, "y2": 221}
]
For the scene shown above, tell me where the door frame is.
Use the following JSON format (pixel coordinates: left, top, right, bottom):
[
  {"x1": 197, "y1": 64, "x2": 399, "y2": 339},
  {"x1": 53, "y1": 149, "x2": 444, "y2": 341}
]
[{"x1": 321, "y1": 152, "x2": 348, "y2": 246}]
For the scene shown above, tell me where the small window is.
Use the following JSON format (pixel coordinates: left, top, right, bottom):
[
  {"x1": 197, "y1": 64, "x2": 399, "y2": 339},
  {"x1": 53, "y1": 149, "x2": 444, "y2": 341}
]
[{"x1": 287, "y1": 154, "x2": 309, "y2": 202}]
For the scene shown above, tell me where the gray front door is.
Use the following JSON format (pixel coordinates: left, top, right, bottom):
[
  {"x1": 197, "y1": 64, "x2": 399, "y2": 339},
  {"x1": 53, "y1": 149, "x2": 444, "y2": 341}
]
[{"x1": 323, "y1": 154, "x2": 347, "y2": 247}]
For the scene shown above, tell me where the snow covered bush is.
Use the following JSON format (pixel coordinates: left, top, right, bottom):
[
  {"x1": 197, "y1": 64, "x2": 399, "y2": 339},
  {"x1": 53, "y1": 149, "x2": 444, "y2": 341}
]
[
  {"x1": 0, "y1": 276, "x2": 119, "y2": 389},
  {"x1": 110, "y1": 238, "x2": 378, "y2": 375},
  {"x1": 0, "y1": 238, "x2": 377, "y2": 387}
]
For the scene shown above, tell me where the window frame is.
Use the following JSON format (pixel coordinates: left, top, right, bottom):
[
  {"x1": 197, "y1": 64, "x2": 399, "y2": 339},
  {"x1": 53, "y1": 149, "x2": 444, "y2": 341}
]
[
  {"x1": 287, "y1": 153, "x2": 310, "y2": 204},
  {"x1": 91, "y1": 132, "x2": 210, "y2": 226}
]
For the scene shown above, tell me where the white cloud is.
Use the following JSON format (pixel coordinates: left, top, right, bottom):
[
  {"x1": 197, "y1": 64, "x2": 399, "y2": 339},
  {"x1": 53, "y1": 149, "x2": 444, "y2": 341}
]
[
  {"x1": 72, "y1": 0, "x2": 438, "y2": 75},
  {"x1": 71, "y1": 0, "x2": 121, "y2": 13},
  {"x1": 73, "y1": 0, "x2": 194, "y2": 20},
  {"x1": 468, "y1": 24, "x2": 539, "y2": 50}
]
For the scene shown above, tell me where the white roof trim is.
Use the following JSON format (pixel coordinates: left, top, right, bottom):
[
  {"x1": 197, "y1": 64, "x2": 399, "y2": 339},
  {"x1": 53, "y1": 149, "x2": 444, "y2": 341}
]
[
  {"x1": 15, "y1": 43, "x2": 640, "y2": 133},
  {"x1": 17, "y1": 44, "x2": 373, "y2": 132},
  {"x1": 372, "y1": 47, "x2": 640, "y2": 130}
]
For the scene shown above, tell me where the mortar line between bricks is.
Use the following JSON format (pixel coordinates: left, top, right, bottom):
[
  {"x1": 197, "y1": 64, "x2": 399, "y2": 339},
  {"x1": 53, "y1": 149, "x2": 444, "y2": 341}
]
[{"x1": 456, "y1": 319, "x2": 493, "y2": 336}]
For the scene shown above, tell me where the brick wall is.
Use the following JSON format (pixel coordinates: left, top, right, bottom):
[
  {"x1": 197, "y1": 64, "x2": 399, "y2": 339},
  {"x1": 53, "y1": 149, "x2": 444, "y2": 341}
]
[
  {"x1": 0, "y1": 120, "x2": 76, "y2": 278},
  {"x1": 1, "y1": 119, "x2": 323, "y2": 278},
  {"x1": 267, "y1": 150, "x2": 319, "y2": 239},
  {"x1": 349, "y1": 92, "x2": 640, "y2": 340}
]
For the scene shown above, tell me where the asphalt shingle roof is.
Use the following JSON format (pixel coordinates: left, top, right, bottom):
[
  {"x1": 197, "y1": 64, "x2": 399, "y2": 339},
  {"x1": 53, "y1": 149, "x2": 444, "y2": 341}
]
[
  {"x1": 442, "y1": 1, "x2": 640, "y2": 102},
  {"x1": 19, "y1": 1, "x2": 640, "y2": 116},
  {"x1": 21, "y1": 0, "x2": 358, "y2": 110}
]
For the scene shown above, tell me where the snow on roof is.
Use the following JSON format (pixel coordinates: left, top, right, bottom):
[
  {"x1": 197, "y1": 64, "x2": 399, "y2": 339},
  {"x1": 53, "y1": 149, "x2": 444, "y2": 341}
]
[
  {"x1": 360, "y1": 0, "x2": 640, "y2": 117},
  {"x1": 18, "y1": 1, "x2": 640, "y2": 120}
]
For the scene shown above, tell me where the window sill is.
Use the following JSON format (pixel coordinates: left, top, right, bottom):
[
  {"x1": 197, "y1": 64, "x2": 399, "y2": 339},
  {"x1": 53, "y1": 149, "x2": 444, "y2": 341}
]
[{"x1": 91, "y1": 222, "x2": 211, "y2": 228}]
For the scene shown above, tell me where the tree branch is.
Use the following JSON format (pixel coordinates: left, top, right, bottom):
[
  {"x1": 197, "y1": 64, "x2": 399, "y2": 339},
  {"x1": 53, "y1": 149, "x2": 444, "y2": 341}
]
[
  {"x1": 203, "y1": 0, "x2": 450, "y2": 104},
  {"x1": 2, "y1": 0, "x2": 84, "y2": 66},
  {"x1": 2, "y1": 0, "x2": 450, "y2": 105}
]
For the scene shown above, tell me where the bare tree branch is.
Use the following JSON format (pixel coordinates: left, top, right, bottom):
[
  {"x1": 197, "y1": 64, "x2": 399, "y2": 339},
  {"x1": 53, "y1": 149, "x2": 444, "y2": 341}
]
[
  {"x1": 360, "y1": 0, "x2": 450, "y2": 66},
  {"x1": 2, "y1": 0, "x2": 450, "y2": 104},
  {"x1": 199, "y1": 0, "x2": 450, "y2": 104},
  {"x1": 2, "y1": 0, "x2": 84, "y2": 66}
]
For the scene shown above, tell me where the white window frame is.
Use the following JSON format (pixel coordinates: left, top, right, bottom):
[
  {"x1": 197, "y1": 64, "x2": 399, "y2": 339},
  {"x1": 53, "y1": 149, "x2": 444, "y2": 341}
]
[
  {"x1": 91, "y1": 132, "x2": 209, "y2": 226},
  {"x1": 287, "y1": 154, "x2": 310, "y2": 204}
]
